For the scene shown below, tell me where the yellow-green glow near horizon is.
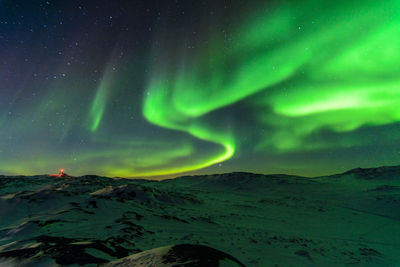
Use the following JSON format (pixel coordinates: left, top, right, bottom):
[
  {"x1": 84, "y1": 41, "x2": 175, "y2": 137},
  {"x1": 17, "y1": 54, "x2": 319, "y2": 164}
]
[{"x1": 1, "y1": 0, "x2": 400, "y2": 178}]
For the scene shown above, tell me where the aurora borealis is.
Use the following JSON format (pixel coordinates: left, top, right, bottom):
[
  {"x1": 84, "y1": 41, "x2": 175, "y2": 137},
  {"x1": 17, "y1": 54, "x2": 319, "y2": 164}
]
[{"x1": 1, "y1": 0, "x2": 400, "y2": 178}]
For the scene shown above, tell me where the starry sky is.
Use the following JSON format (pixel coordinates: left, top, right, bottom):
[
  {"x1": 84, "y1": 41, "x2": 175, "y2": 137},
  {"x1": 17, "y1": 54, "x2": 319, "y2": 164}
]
[{"x1": 1, "y1": 0, "x2": 400, "y2": 178}]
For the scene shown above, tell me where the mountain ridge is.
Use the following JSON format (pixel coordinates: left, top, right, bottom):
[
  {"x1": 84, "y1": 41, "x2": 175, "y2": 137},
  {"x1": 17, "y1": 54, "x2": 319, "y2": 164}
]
[{"x1": 2, "y1": 164, "x2": 400, "y2": 181}]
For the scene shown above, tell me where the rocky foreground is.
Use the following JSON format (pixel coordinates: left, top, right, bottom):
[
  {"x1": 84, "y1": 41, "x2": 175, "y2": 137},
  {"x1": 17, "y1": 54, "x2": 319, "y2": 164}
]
[{"x1": 1, "y1": 167, "x2": 400, "y2": 266}]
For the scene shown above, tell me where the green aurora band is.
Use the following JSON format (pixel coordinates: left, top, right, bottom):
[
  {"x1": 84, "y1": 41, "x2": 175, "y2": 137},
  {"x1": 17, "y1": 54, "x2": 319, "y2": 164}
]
[
  {"x1": 1, "y1": 0, "x2": 400, "y2": 178},
  {"x1": 141, "y1": 0, "x2": 400, "y2": 176}
]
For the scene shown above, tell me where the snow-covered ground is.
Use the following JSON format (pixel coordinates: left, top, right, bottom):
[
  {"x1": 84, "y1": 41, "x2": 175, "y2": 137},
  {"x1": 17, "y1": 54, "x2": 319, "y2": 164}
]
[{"x1": 0, "y1": 166, "x2": 399, "y2": 266}]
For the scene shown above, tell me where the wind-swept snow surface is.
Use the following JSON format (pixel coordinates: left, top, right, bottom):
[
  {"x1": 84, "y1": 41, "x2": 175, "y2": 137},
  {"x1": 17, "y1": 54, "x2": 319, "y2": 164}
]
[{"x1": 0, "y1": 167, "x2": 399, "y2": 266}]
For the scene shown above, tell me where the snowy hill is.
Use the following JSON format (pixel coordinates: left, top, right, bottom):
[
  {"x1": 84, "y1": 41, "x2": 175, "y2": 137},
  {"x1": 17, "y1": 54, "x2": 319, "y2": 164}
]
[
  {"x1": 0, "y1": 168, "x2": 399, "y2": 266},
  {"x1": 102, "y1": 244, "x2": 245, "y2": 267}
]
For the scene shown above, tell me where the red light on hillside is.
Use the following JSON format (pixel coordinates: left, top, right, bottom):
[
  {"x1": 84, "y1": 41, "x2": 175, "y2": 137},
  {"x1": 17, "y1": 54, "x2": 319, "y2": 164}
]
[{"x1": 59, "y1": 169, "x2": 65, "y2": 174}]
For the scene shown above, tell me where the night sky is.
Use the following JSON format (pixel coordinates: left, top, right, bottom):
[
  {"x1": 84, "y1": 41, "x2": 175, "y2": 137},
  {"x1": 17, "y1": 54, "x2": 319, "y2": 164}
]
[{"x1": 1, "y1": 0, "x2": 400, "y2": 178}]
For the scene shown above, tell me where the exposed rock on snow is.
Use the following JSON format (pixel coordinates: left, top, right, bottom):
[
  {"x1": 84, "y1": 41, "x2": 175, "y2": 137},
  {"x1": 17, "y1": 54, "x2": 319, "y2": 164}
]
[{"x1": 91, "y1": 184, "x2": 200, "y2": 205}]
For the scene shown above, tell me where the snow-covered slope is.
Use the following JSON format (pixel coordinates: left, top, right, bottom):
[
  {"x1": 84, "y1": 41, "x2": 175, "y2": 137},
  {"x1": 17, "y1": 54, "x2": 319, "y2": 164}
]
[
  {"x1": 102, "y1": 244, "x2": 245, "y2": 267},
  {"x1": 0, "y1": 168, "x2": 399, "y2": 266}
]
